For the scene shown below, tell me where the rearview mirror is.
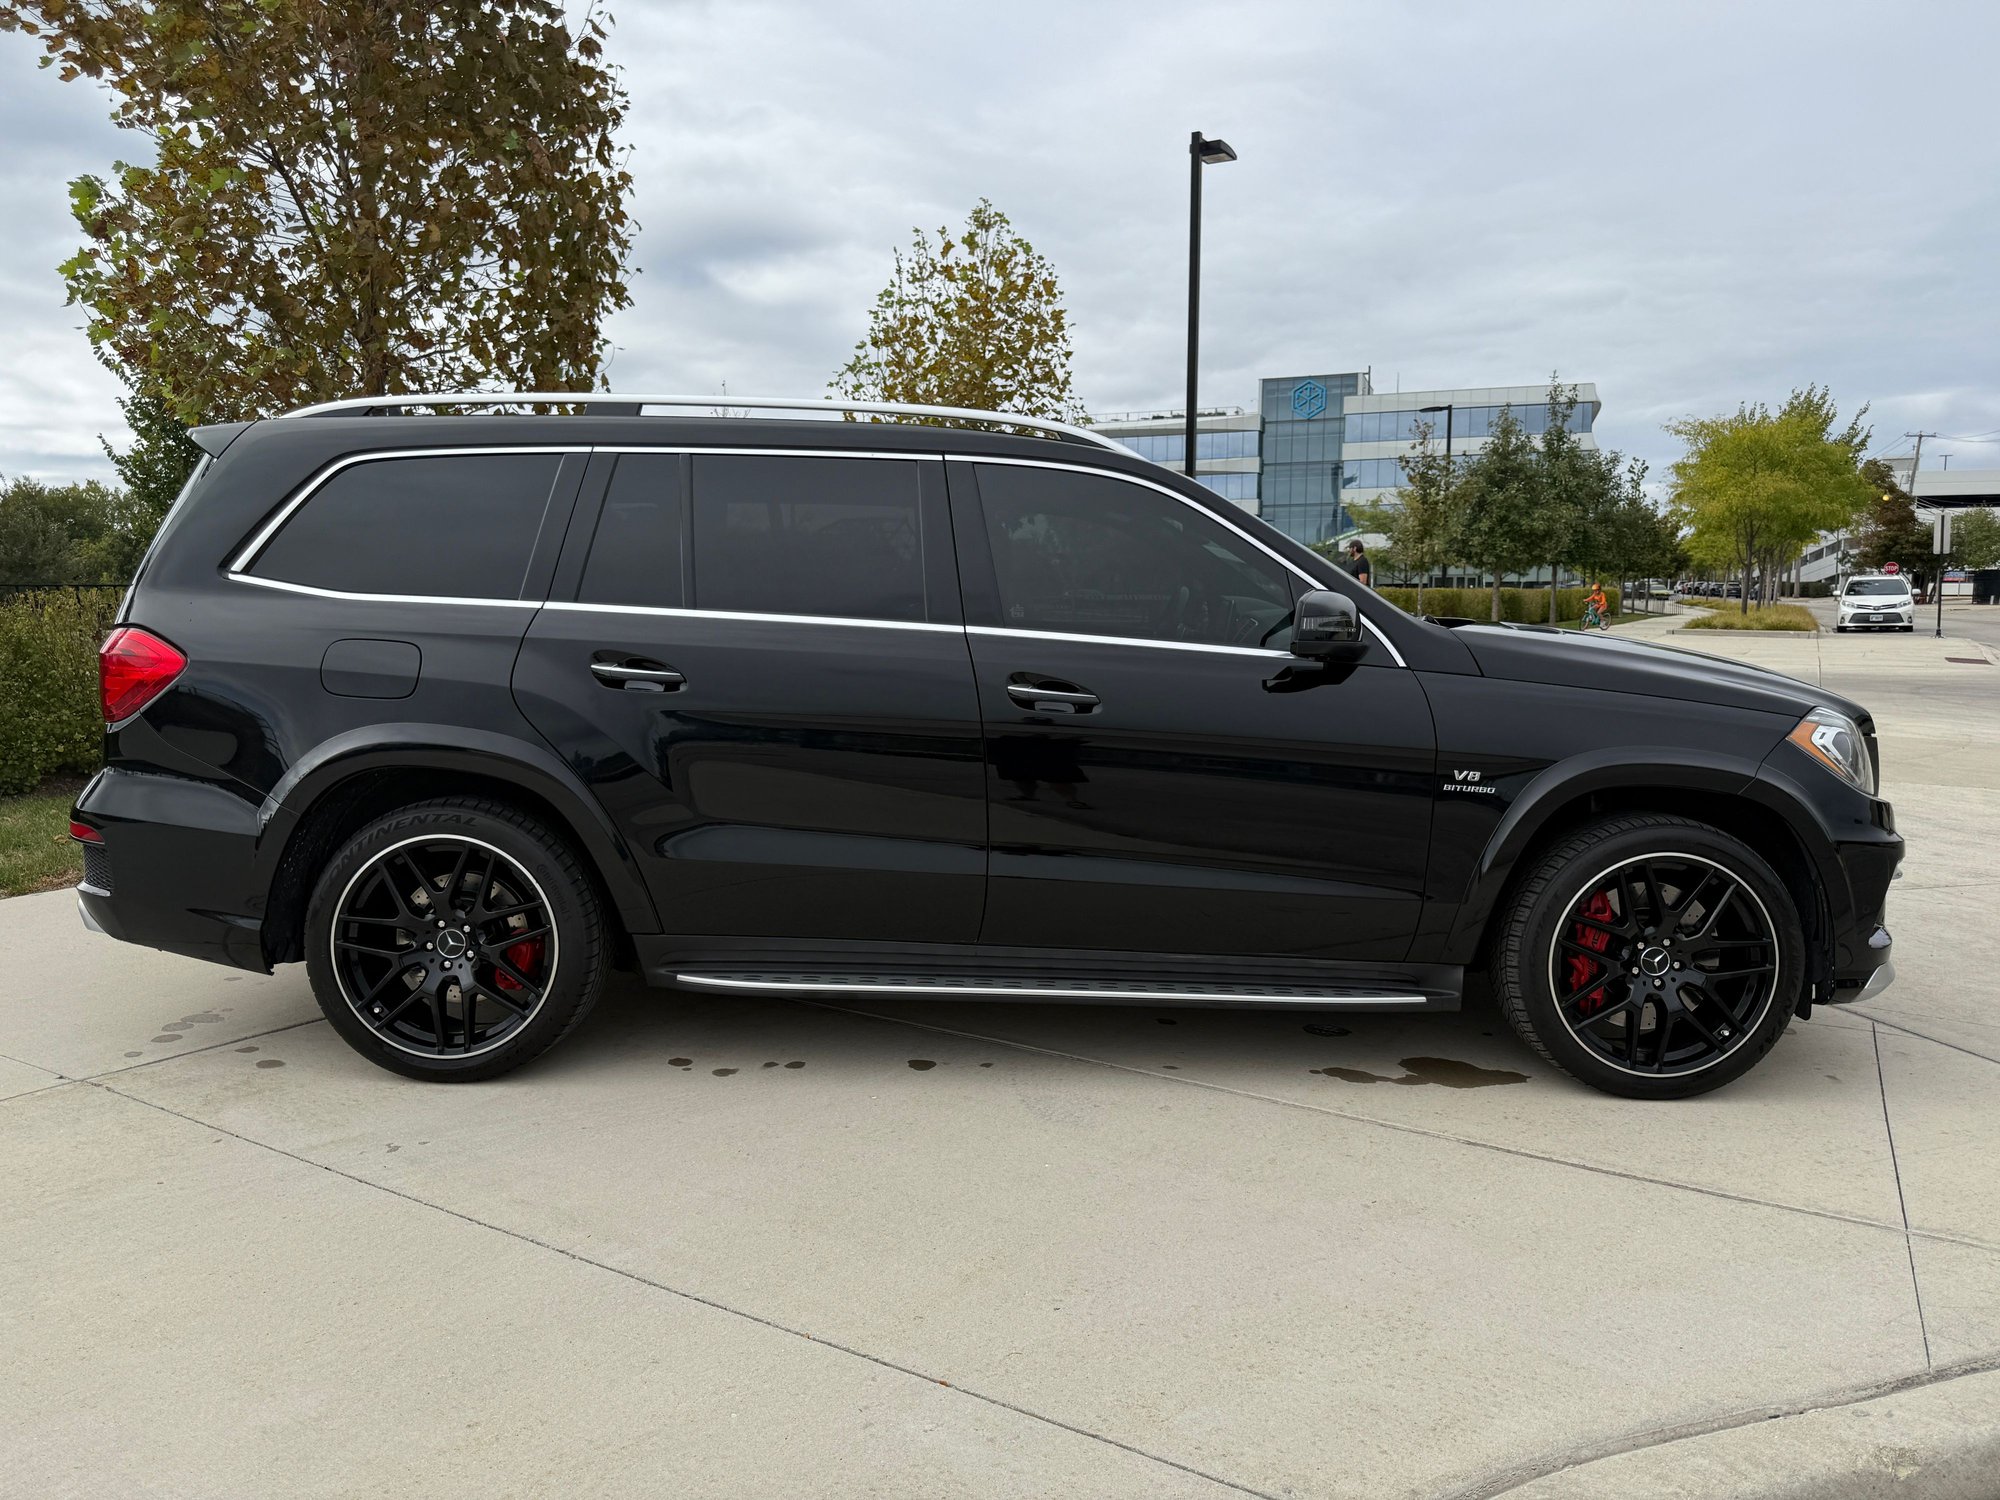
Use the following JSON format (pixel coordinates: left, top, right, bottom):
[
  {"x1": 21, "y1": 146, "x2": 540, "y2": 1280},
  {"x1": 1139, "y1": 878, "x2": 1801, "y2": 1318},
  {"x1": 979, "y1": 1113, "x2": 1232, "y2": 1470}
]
[{"x1": 1290, "y1": 589, "x2": 1366, "y2": 661}]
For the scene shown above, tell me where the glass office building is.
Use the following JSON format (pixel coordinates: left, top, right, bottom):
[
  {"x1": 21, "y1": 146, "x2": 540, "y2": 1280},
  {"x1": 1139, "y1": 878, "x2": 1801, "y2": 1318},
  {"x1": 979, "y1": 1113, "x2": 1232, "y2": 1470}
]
[{"x1": 1091, "y1": 375, "x2": 1602, "y2": 546}]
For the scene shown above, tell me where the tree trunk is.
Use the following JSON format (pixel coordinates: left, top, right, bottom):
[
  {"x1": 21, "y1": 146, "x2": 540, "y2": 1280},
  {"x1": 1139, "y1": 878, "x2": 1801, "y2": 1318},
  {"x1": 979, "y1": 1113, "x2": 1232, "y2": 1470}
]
[
  {"x1": 1490, "y1": 574, "x2": 1502, "y2": 622},
  {"x1": 1548, "y1": 568, "x2": 1558, "y2": 625}
]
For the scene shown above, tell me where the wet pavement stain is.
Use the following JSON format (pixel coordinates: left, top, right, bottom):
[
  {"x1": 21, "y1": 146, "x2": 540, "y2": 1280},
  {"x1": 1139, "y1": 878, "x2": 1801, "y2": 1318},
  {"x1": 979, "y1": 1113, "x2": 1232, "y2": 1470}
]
[
  {"x1": 255, "y1": 1059, "x2": 285, "y2": 1069},
  {"x1": 150, "y1": 1035, "x2": 183, "y2": 1044},
  {"x1": 668, "y1": 1057, "x2": 693, "y2": 1067},
  {"x1": 782, "y1": 1060, "x2": 804, "y2": 1069},
  {"x1": 761, "y1": 1061, "x2": 779, "y2": 1068},
  {"x1": 712, "y1": 1067, "x2": 738, "y2": 1076},
  {"x1": 907, "y1": 1059, "x2": 937, "y2": 1070},
  {"x1": 978, "y1": 1061, "x2": 993, "y2": 1068},
  {"x1": 122, "y1": 1050, "x2": 141, "y2": 1058},
  {"x1": 1310, "y1": 1056, "x2": 1527, "y2": 1089},
  {"x1": 1304, "y1": 1024, "x2": 1351, "y2": 1038},
  {"x1": 235, "y1": 1046, "x2": 258, "y2": 1053}
]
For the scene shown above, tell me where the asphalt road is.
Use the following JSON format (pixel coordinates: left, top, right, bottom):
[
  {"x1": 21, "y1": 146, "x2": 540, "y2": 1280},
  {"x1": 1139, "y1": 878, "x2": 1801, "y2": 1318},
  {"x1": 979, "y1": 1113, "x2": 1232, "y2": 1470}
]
[{"x1": 5, "y1": 626, "x2": 1998, "y2": 1499}]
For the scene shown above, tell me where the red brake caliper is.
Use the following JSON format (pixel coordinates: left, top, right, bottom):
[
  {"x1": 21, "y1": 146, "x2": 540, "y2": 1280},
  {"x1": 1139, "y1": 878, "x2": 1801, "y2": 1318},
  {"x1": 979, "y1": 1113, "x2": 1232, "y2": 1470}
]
[
  {"x1": 494, "y1": 936, "x2": 544, "y2": 993},
  {"x1": 1566, "y1": 890, "x2": 1616, "y2": 1014}
]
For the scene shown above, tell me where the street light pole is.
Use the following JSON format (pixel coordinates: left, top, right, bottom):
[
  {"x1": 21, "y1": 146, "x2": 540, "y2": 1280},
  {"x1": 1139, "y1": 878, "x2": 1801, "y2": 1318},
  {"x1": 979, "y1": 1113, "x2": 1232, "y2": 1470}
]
[
  {"x1": 1419, "y1": 404, "x2": 1455, "y2": 598},
  {"x1": 1185, "y1": 131, "x2": 1236, "y2": 478}
]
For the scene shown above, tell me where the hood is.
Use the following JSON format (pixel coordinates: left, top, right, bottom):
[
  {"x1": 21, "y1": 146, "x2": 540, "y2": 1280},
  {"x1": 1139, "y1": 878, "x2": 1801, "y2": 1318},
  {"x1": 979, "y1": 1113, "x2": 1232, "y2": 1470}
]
[{"x1": 1449, "y1": 623, "x2": 1863, "y2": 722}]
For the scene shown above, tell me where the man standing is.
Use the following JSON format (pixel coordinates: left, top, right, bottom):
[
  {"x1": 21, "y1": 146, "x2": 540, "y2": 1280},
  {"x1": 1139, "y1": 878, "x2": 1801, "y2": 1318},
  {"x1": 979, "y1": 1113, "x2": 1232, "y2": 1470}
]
[{"x1": 1342, "y1": 539, "x2": 1372, "y2": 589}]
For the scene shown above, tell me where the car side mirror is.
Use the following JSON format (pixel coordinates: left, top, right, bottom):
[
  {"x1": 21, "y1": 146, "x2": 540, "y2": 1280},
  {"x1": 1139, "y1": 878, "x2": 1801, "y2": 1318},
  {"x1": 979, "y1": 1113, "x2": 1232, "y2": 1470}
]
[{"x1": 1290, "y1": 589, "x2": 1367, "y2": 661}]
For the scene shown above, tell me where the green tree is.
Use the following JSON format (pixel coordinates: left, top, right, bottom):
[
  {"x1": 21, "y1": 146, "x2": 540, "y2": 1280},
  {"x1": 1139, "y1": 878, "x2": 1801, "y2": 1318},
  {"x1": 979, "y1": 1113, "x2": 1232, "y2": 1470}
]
[
  {"x1": 1854, "y1": 459, "x2": 1937, "y2": 588},
  {"x1": 1668, "y1": 386, "x2": 1872, "y2": 613},
  {"x1": 1456, "y1": 407, "x2": 1571, "y2": 621},
  {"x1": 1372, "y1": 417, "x2": 1461, "y2": 613},
  {"x1": 1951, "y1": 508, "x2": 2000, "y2": 570},
  {"x1": 833, "y1": 199, "x2": 1085, "y2": 421},
  {"x1": 101, "y1": 387, "x2": 204, "y2": 556},
  {"x1": 0, "y1": 476, "x2": 131, "y2": 583},
  {"x1": 1, "y1": 0, "x2": 635, "y2": 422}
]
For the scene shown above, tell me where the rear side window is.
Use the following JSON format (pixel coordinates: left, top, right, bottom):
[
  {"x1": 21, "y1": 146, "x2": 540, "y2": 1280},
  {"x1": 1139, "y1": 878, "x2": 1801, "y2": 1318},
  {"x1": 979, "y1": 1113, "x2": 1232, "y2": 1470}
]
[
  {"x1": 578, "y1": 454, "x2": 685, "y2": 609},
  {"x1": 691, "y1": 455, "x2": 924, "y2": 622},
  {"x1": 249, "y1": 453, "x2": 562, "y2": 597}
]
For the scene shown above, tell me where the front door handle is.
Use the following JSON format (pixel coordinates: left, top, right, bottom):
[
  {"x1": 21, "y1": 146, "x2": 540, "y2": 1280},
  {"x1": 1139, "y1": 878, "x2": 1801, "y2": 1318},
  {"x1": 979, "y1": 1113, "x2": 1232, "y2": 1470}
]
[
  {"x1": 1006, "y1": 680, "x2": 1099, "y2": 713},
  {"x1": 591, "y1": 661, "x2": 686, "y2": 690}
]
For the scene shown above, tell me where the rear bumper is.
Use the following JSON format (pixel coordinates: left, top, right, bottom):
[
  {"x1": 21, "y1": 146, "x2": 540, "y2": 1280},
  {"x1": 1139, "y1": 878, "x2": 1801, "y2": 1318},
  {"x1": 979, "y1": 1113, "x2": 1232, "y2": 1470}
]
[{"x1": 71, "y1": 768, "x2": 272, "y2": 973}]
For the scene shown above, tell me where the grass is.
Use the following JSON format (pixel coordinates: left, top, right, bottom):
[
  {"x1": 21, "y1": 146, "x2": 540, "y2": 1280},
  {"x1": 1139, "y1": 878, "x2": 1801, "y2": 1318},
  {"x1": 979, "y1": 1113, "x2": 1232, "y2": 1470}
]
[
  {"x1": 0, "y1": 778, "x2": 86, "y2": 898},
  {"x1": 1681, "y1": 603, "x2": 1819, "y2": 633}
]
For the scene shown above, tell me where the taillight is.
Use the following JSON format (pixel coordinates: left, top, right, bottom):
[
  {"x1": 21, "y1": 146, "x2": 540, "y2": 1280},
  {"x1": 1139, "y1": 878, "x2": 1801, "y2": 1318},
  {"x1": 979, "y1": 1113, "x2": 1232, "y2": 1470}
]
[
  {"x1": 99, "y1": 627, "x2": 187, "y2": 723},
  {"x1": 69, "y1": 820, "x2": 103, "y2": 844}
]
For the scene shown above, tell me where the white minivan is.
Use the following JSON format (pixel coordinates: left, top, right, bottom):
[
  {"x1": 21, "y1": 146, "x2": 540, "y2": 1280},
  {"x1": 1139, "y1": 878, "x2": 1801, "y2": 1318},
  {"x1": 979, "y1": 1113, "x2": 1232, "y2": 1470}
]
[{"x1": 1835, "y1": 574, "x2": 1915, "y2": 632}]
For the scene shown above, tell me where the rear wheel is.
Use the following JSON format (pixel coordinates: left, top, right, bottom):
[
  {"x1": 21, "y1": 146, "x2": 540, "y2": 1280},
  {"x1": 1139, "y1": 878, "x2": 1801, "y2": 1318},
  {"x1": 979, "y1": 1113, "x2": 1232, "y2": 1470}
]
[
  {"x1": 1493, "y1": 815, "x2": 1803, "y2": 1098},
  {"x1": 305, "y1": 799, "x2": 608, "y2": 1081}
]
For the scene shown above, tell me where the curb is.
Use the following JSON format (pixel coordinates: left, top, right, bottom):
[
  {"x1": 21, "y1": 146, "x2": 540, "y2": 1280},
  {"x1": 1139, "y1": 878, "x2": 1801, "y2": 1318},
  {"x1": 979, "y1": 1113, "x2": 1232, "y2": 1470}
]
[{"x1": 1489, "y1": 1365, "x2": 2000, "y2": 1499}]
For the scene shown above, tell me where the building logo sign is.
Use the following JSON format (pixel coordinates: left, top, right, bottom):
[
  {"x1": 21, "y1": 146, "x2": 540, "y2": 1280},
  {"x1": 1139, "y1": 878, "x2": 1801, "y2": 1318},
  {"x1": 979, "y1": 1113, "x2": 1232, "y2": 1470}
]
[{"x1": 1291, "y1": 379, "x2": 1327, "y2": 420}]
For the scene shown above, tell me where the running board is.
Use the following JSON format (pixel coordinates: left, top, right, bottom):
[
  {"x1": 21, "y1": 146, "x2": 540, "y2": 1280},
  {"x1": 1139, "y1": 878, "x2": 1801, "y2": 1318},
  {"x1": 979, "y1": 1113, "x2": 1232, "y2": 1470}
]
[{"x1": 672, "y1": 971, "x2": 1436, "y2": 1008}]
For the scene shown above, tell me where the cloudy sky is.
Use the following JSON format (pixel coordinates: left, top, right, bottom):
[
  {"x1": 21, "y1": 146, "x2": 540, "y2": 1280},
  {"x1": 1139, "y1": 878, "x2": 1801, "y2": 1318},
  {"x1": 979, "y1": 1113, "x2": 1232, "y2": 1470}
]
[{"x1": 3, "y1": 0, "x2": 1996, "y2": 483}]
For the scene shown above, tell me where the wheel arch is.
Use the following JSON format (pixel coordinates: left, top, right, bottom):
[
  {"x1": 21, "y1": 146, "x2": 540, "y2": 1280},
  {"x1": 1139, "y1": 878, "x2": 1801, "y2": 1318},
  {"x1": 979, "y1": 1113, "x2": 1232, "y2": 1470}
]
[
  {"x1": 255, "y1": 726, "x2": 660, "y2": 967},
  {"x1": 1447, "y1": 757, "x2": 1838, "y2": 1003}
]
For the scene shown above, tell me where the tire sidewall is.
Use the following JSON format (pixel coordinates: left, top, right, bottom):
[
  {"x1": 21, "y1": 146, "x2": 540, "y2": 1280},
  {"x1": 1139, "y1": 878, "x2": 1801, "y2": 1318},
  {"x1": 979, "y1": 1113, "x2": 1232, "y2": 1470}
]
[
  {"x1": 305, "y1": 803, "x2": 599, "y2": 1081},
  {"x1": 1511, "y1": 823, "x2": 1804, "y2": 1099}
]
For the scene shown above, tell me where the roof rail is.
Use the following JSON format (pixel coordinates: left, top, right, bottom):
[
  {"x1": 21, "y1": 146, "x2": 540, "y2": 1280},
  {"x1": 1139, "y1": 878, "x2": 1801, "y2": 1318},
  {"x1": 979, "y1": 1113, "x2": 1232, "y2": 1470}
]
[{"x1": 279, "y1": 392, "x2": 1129, "y2": 454}]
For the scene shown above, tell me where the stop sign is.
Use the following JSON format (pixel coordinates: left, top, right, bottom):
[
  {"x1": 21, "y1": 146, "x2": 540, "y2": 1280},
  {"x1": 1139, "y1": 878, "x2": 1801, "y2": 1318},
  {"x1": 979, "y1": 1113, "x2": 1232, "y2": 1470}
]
[{"x1": 1884, "y1": 561, "x2": 1901, "y2": 574}]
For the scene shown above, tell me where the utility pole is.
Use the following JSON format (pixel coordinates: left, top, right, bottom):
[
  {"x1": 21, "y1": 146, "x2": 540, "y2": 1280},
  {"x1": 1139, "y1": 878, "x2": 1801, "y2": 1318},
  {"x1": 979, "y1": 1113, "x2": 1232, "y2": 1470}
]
[{"x1": 1906, "y1": 431, "x2": 1937, "y2": 604}]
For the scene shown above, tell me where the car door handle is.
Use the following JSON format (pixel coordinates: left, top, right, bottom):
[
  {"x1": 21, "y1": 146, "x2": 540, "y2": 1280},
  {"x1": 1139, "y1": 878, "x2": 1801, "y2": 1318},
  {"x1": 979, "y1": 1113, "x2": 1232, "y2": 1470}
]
[
  {"x1": 1006, "y1": 682, "x2": 1099, "y2": 713},
  {"x1": 590, "y1": 661, "x2": 686, "y2": 690}
]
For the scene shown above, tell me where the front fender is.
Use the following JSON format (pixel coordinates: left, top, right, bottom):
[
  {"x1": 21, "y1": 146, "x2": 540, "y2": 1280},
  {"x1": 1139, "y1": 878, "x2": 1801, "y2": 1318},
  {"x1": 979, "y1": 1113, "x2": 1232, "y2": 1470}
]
[{"x1": 255, "y1": 723, "x2": 661, "y2": 936}]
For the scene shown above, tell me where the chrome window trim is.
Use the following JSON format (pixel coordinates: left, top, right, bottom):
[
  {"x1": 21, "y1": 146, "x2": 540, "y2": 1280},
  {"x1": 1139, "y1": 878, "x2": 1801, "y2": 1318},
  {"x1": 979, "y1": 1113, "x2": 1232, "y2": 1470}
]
[
  {"x1": 228, "y1": 444, "x2": 583, "y2": 575},
  {"x1": 950, "y1": 452, "x2": 1409, "y2": 668},
  {"x1": 542, "y1": 601, "x2": 959, "y2": 634},
  {"x1": 227, "y1": 573, "x2": 540, "y2": 609},
  {"x1": 968, "y1": 625, "x2": 1290, "y2": 660}
]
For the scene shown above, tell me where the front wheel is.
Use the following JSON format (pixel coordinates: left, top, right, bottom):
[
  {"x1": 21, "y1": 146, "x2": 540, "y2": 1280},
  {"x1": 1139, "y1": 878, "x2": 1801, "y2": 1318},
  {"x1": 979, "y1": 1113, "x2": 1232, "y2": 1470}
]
[
  {"x1": 305, "y1": 798, "x2": 609, "y2": 1081},
  {"x1": 1492, "y1": 815, "x2": 1804, "y2": 1099}
]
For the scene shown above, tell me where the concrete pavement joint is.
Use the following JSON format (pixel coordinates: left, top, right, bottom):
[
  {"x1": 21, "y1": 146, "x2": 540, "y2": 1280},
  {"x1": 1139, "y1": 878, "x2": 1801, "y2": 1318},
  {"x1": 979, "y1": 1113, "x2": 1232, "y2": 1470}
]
[
  {"x1": 77, "y1": 1077, "x2": 1280, "y2": 1500},
  {"x1": 1853, "y1": 1010, "x2": 2000, "y2": 1067},
  {"x1": 1872, "y1": 1022, "x2": 1933, "y2": 1371},
  {"x1": 800, "y1": 999, "x2": 2000, "y2": 1258},
  {"x1": 1444, "y1": 1347, "x2": 2000, "y2": 1500}
]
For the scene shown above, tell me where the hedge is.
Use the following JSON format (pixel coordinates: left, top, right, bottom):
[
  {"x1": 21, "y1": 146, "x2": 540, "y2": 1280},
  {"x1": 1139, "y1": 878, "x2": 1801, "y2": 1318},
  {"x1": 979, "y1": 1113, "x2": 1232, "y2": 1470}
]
[
  {"x1": 1373, "y1": 585, "x2": 1622, "y2": 623},
  {"x1": 0, "y1": 590, "x2": 116, "y2": 797}
]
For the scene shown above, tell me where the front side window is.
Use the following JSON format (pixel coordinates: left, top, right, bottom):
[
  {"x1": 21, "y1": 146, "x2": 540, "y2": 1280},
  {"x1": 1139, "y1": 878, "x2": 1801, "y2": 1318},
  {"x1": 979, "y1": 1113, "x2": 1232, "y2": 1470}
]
[
  {"x1": 691, "y1": 455, "x2": 924, "y2": 622},
  {"x1": 974, "y1": 464, "x2": 1296, "y2": 650},
  {"x1": 250, "y1": 453, "x2": 563, "y2": 597}
]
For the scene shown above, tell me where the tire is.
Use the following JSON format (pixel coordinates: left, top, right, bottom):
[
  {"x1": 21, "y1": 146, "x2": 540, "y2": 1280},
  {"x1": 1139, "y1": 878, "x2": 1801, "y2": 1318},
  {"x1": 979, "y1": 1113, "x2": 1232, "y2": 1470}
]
[
  {"x1": 1492, "y1": 814, "x2": 1804, "y2": 1099},
  {"x1": 305, "y1": 798, "x2": 609, "y2": 1081}
]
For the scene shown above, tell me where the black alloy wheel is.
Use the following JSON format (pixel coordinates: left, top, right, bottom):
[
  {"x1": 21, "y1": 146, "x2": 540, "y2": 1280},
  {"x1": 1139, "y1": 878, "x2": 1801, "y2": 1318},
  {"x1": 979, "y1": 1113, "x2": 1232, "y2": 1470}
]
[
  {"x1": 1495, "y1": 814, "x2": 1803, "y2": 1098},
  {"x1": 1549, "y1": 852, "x2": 1779, "y2": 1077},
  {"x1": 330, "y1": 835, "x2": 555, "y2": 1058},
  {"x1": 305, "y1": 799, "x2": 607, "y2": 1081}
]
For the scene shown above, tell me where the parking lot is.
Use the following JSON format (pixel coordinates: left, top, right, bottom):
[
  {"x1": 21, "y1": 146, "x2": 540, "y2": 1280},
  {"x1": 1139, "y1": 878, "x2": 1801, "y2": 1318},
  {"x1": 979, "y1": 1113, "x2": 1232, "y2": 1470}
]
[{"x1": 6, "y1": 616, "x2": 1999, "y2": 1499}]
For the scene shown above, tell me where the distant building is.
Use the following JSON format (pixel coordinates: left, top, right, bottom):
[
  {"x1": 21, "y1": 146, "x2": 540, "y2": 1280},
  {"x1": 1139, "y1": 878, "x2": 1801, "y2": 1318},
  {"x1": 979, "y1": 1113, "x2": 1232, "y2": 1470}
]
[
  {"x1": 1797, "y1": 460, "x2": 2000, "y2": 585},
  {"x1": 1091, "y1": 371, "x2": 1602, "y2": 546}
]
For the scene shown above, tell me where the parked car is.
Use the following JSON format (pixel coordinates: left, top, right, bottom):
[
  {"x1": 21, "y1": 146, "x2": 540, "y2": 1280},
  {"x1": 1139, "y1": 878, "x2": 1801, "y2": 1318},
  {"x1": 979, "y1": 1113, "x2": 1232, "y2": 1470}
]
[
  {"x1": 73, "y1": 394, "x2": 1901, "y2": 1098},
  {"x1": 1835, "y1": 574, "x2": 1916, "y2": 633}
]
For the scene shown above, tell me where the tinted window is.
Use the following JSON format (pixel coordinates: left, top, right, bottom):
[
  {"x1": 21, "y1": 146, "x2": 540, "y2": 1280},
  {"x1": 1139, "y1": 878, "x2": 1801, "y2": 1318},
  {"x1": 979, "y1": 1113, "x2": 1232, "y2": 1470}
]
[
  {"x1": 975, "y1": 465, "x2": 1296, "y2": 649},
  {"x1": 578, "y1": 454, "x2": 685, "y2": 608},
  {"x1": 252, "y1": 453, "x2": 561, "y2": 597},
  {"x1": 691, "y1": 455, "x2": 924, "y2": 622}
]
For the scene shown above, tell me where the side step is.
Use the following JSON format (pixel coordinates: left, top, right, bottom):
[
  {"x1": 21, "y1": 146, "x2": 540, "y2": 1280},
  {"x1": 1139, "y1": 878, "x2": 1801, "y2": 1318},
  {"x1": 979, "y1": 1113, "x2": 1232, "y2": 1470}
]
[{"x1": 672, "y1": 971, "x2": 1438, "y2": 1009}]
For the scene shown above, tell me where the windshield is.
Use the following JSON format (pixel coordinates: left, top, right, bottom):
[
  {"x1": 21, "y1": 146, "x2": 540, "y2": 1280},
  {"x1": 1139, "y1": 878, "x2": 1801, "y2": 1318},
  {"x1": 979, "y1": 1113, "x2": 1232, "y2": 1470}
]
[{"x1": 1844, "y1": 579, "x2": 1910, "y2": 597}]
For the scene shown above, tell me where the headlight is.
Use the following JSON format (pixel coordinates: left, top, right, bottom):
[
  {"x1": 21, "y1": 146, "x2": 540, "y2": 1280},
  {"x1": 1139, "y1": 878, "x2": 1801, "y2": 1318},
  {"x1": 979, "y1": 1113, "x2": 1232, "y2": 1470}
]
[{"x1": 1789, "y1": 707, "x2": 1875, "y2": 793}]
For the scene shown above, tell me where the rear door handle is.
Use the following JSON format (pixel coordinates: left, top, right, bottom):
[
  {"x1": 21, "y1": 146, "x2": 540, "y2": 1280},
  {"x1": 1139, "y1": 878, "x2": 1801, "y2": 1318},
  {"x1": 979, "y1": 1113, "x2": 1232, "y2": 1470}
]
[
  {"x1": 1006, "y1": 682, "x2": 1099, "y2": 713},
  {"x1": 591, "y1": 661, "x2": 686, "y2": 690}
]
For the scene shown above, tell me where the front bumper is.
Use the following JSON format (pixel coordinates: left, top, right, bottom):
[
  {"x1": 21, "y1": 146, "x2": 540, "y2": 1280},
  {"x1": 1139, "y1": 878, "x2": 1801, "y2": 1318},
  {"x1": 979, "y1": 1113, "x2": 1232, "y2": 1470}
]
[{"x1": 1824, "y1": 834, "x2": 1899, "y2": 1002}]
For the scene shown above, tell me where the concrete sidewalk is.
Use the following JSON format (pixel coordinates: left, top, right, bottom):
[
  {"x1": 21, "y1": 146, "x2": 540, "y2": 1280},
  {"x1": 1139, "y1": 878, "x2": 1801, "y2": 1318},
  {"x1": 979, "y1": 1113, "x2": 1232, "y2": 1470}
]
[{"x1": 5, "y1": 626, "x2": 1998, "y2": 1498}]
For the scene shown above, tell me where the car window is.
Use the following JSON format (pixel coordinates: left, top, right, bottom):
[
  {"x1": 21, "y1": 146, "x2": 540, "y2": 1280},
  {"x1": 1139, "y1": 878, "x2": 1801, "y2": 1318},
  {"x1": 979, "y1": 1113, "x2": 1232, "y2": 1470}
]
[
  {"x1": 1845, "y1": 578, "x2": 1909, "y2": 596},
  {"x1": 691, "y1": 455, "x2": 924, "y2": 622},
  {"x1": 974, "y1": 464, "x2": 1296, "y2": 649},
  {"x1": 250, "y1": 453, "x2": 562, "y2": 597},
  {"x1": 578, "y1": 454, "x2": 684, "y2": 608}
]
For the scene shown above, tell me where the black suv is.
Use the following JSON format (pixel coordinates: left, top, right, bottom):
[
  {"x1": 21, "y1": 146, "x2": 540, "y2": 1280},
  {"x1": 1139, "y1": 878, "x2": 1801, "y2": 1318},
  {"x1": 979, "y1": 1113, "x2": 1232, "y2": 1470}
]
[{"x1": 73, "y1": 395, "x2": 1900, "y2": 1098}]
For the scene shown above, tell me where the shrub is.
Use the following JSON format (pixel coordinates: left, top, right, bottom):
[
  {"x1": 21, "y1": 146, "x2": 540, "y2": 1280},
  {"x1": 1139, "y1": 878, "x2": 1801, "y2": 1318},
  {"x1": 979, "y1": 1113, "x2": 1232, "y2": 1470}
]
[
  {"x1": 1681, "y1": 604, "x2": 1818, "y2": 632},
  {"x1": 1374, "y1": 585, "x2": 1621, "y2": 623},
  {"x1": 0, "y1": 590, "x2": 115, "y2": 796}
]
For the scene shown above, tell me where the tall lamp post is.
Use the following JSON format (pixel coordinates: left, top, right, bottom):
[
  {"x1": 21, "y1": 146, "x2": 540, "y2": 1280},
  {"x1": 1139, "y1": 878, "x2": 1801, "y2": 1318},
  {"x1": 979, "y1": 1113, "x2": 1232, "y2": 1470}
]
[{"x1": 1185, "y1": 131, "x2": 1237, "y2": 477}]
